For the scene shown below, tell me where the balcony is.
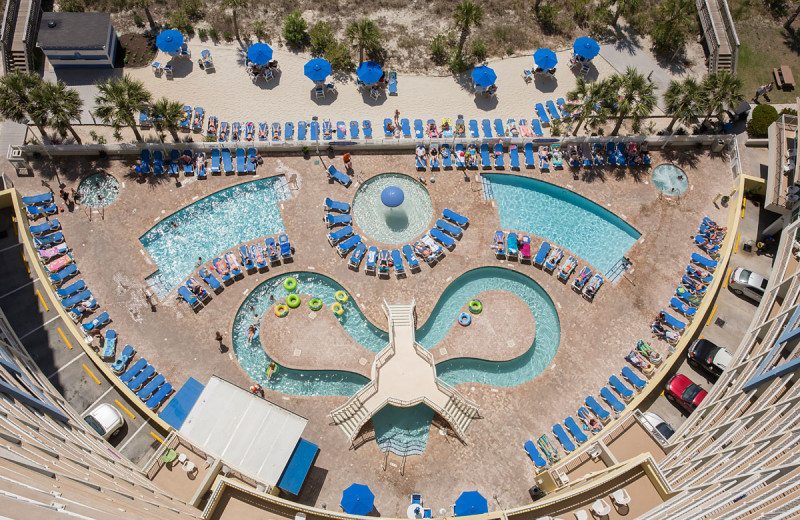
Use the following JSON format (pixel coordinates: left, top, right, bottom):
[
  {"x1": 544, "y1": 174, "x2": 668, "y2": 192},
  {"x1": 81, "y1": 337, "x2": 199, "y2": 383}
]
[{"x1": 766, "y1": 112, "x2": 799, "y2": 215}]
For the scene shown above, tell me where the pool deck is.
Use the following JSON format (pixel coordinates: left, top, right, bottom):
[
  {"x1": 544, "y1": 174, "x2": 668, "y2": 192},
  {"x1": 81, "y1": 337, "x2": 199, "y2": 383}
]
[{"x1": 12, "y1": 148, "x2": 733, "y2": 515}]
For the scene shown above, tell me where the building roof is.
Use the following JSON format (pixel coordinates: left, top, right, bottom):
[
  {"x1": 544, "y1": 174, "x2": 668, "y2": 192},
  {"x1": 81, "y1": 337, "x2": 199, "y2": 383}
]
[{"x1": 37, "y1": 12, "x2": 111, "y2": 50}]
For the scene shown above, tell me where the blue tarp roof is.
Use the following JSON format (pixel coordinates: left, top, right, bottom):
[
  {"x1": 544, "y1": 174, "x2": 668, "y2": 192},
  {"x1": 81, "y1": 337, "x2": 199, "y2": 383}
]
[
  {"x1": 159, "y1": 377, "x2": 204, "y2": 429},
  {"x1": 277, "y1": 438, "x2": 319, "y2": 495}
]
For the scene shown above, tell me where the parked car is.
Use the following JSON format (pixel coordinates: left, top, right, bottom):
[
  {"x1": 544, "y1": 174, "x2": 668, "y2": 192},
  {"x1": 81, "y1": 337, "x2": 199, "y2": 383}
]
[
  {"x1": 665, "y1": 374, "x2": 708, "y2": 413},
  {"x1": 83, "y1": 403, "x2": 124, "y2": 440},
  {"x1": 640, "y1": 411, "x2": 675, "y2": 441},
  {"x1": 728, "y1": 267, "x2": 768, "y2": 302},
  {"x1": 688, "y1": 339, "x2": 733, "y2": 378}
]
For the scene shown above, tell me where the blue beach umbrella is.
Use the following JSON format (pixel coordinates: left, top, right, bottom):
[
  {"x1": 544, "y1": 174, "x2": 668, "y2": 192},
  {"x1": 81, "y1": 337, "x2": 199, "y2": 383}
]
[
  {"x1": 381, "y1": 186, "x2": 404, "y2": 208},
  {"x1": 341, "y1": 484, "x2": 375, "y2": 516},
  {"x1": 454, "y1": 491, "x2": 489, "y2": 517},
  {"x1": 247, "y1": 43, "x2": 273, "y2": 65},
  {"x1": 573, "y1": 37, "x2": 600, "y2": 60},
  {"x1": 533, "y1": 48, "x2": 558, "y2": 70},
  {"x1": 356, "y1": 61, "x2": 383, "y2": 84},
  {"x1": 304, "y1": 58, "x2": 332, "y2": 83},
  {"x1": 155, "y1": 30, "x2": 184, "y2": 53},
  {"x1": 471, "y1": 66, "x2": 497, "y2": 87}
]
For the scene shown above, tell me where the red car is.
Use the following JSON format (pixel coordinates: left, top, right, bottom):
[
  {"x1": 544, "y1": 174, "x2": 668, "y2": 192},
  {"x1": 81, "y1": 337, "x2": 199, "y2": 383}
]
[{"x1": 665, "y1": 374, "x2": 708, "y2": 412}]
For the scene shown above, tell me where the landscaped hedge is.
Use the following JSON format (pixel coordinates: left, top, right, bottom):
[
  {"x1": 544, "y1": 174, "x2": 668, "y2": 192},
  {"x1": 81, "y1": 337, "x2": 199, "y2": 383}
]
[{"x1": 747, "y1": 104, "x2": 779, "y2": 138}]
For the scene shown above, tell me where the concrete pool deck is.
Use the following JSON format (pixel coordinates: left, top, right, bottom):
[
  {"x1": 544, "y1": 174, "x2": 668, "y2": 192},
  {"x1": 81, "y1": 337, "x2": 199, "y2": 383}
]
[{"x1": 12, "y1": 147, "x2": 734, "y2": 515}]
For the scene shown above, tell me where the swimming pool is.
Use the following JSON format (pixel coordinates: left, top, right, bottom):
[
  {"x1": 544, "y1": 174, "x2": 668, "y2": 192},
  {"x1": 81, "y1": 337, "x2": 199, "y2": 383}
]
[
  {"x1": 485, "y1": 174, "x2": 641, "y2": 275},
  {"x1": 372, "y1": 404, "x2": 435, "y2": 456},
  {"x1": 140, "y1": 177, "x2": 288, "y2": 291},
  {"x1": 77, "y1": 173, "x2": 119, "y2": 208},
  {"x1": 652, "y1": 164, "x2": 689, "y2": 196},
  {"x1": 352, "y1": 173, "x2": 433, "y2": 244}
]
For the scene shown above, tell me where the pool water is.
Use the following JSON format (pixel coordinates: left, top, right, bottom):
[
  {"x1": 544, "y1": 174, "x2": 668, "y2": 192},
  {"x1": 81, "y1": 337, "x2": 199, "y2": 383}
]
[
  {"x1": 373, "y1": 404, "x2": 435, "y2": 455},
  {"x1": 485, "y1": 174, "x2": 641, "y2": 275},
  {"x1": 140, "y1": 177, "x2": 287, "y2": 290},
  {"x1": 352, "y1": 173, "x2": 433, "y2": 244},
  {"x1": 652, "y1": 164, "x2": 689, "y2": 196},
  {"x1": 77, "y1": 173, "x2": 119, "y2": 207}
]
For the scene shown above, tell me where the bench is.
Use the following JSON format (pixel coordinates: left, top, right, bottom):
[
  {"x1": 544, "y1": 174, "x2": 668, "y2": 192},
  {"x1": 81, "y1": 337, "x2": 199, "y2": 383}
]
[{"x1": 774, "y1": 65, "x2": 795, "y2": 90}]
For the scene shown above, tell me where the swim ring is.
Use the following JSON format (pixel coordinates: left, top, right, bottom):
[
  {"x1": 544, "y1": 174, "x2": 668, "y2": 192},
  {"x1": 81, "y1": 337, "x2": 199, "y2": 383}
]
[
  {"x1": 458, "y1": 312, "x2": 472, "y2": 326},
  {"x1": 286, "y1": 294, "x2": 301, "y2": 308},
  {"x1": 308, "y1": 298, "x2": 323, "y2": 311},
  {"x1": 266, "y1": 362, "x2": 279, "y2": 380},
  {"x1": 468, "y1": 299, "x2": 483, "y2": 314},
  {"x1": 283, "y1": 277, "x2": 298, "y2": 291},
  {"x1": 331, "y1": 302, "x2": 344, "y2": 316},
  {"x1": 274, "y1": 304, "x2": 289, "y2": 317},
  {"x1": 335, "y1": 291, "x2": 349, "y2": 303}
]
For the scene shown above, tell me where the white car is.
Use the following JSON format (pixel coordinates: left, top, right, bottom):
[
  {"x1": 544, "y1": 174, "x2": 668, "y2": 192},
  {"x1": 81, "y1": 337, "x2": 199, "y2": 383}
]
[
  {"x1": 729, "y1": 267, "x2": 768, "y2": 302},
  {"x1": 84, "y1": 403, "x2": 124, "y2": 440},
  {"x1": 640, "y1": 411, "x2": 675, "y2": 441}
]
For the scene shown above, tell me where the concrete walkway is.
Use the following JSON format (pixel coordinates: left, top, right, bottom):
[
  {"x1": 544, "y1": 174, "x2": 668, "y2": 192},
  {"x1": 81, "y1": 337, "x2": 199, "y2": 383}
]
[{"x1": 599, "y1": 41, "x2": 672, "y2": 112}]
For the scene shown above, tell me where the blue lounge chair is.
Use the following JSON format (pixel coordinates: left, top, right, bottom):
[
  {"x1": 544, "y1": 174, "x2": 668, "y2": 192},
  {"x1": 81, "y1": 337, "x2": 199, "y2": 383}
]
[
  {"x1": 350, "y1": 121, "x2": 359, "y2": 138},
  {"x1": 279, "y1": 234, "x2": 292, "y2": 258},
  {"x1": 402, "y1": 245, "x2": 419, "y2": 270},
  {"x1": 35, "y1": 231, "x2": 63, "y2": 247},
  {"x1": 56, "y1": 280, "x2": 85, "y2": 299},
  {"x1": 416, "y1": 150, "x2": 426, "y2": 170},
  {"x1": 221, "y1": 148, "x2": 233, "y2": 173},
  {"x1": 524, "y1": 143, "x2": 535, "y2": 168},
  {"x1": 494, "y1": 143, "x2": 505, "y2": 168},
  {"x1": 310, "y1": 121, "x2": 319, "y2": 140},
  {"x1": 336, "y1": 234, "x2": 362, "y2": 256},
  {"x1": 349, "y1": 242, "x2": 367, "y2": 268},
  {"x1": 168, "y1": 149, "x2": 180, "y2": 174},
  {"x1": 401, "y1": 118, "x2": 411, "y2": 137},
  {"x1": 535, "y1": 103, "x2": 550, "y2": 125},
  {"x1": 686, "y1": 265, "x2": 713, "y2": 284},
  {"x1": 565, "y1": 417, "x2": 588, "y2": 444},
  {"x1": 100, "y1": 330, "x2": 116, "y2": 359},
  {"x1": 140, "y1": 149, "x2": 151, "y2": 174},
  {"x1": 246, "y1": 148, "x2": 256, "y2": 173},
  {"x1": 572, "y1": 267, "x2": 592, "y2": 292},
  {"x1": 235, "y1": 148, "x2": 245, "y2": 173},
  {"x1": 544, "y1": 247, "x2": 563, "y2": 272},
  {"x1": 192, "y1": 107, "x2": 204, "y2": 132},
  {"x1": 388, "y1": 71, "x2": 397, "y2": 94},
  {"x1": 196, "y1": 154, "x2": 206, "y2": 177},
  {"x1": 585, "y1": 395, "x2": 611, "y2": 422},
  {"x1": 507, "y1": 233, "x2": 519, "y2": 258},
  {"x1": 137, "y1": 373, "x2": 165, "y2": 400},
  {"x1": 30, "y1": 219, "x2": 60, "y2": 235},
  {"x1": 282, "y1": 121, "x2": 293, "y2": 140},
  {"x1": 436, "y1": 219, "x2": 462, "y2": 238},
  {"x1": 365, "y1": 246, "x2": 378, "y2": 273},
  {"x1": 22, "y1": 192, "x2": 54, "y2": 206},
  {"x1": 378, "y1": 250, "x2": 390, "y2": 275},
  {"x1": 606, "y1": 142, "x2": 617, "y2": 165},
  {"x1": 469, "y1": 119, "x2": 479, "y2": 138},
  {"x1": 600, "y1": 386, "x2": 626, "y2": 412},
  {"x1": 695, "y1": 235, "x2": 720, "y2": 255},
  {"x1": 552, "y1": 423, "x2": 575, "y2": 453},
  {"x1": 556, "y1": 98, "x2": 568, "y2": 117},
  {"x1": 609, "y1": 375, "x2": 634, "y2": 401},
  {"x1": 251, "y1": 244, "x2": 267, "y2": 270},
  {"x1": 179, "y1": 105, "x2": 191, "y2": 130},
  {"x1": 442, "y1": 144, "x2": 452, "y2": 168},
  {"x1": 265, "y1": 238, "x2": 279, "y2": 263},
  {"x1": 298, "y1": 121, "x2": 307, "y2": 140},
  {"x1": 82, "y1": 312, "x2": 110, "y2": 333},
  {"x1": 146, "y1": 382, "x2": 173, "y2": 409},
  {"x1": 337, "y1": 121, "x2": 346, "y2": 139},
  {"x1": 430, "y1": 144, "x2": 440, "y2": 169},
  {"x1": 199, "y1": 268, "x2": 222, "y2": 291},
  {"x1": 413, "y1": 119, "x2": 423, "y2": 138},
  {"x1": 455, "y1": 144, "x2": 466, "y2": 168},
  {"x1": 178, "y1": 286, "x2": 201, "y2": 309},
  {"x1": 480, "y1": 143, "x2": 491, "y2": 168},
  {"x1": 533, "y1": 242, "x2": 551, "y2": 267},
  {"x1": 328, "y1": 226, "x2": 354, "y2": 246},
  {"x1": 127, "y1": 364, "x2": 155, "y2": 391},
  {"x1": 671, "y1": 297, "x2": 697, "y2": 317},
  {"x1": 212, "y1": 257, "x2": 231, "y2": 283},
  {"x1": 384, "y1": 118, "x2": 393, "y2": 137},
  {"x1": 178, "y1": 149, "x2": 190, "y2": 174},
  {"x1": 327, "y1": 165, "x2": 352, "y2": 187},
  {"x1": 443, "y1": 209, "x2": 468, "y2": 227},
  {"x1": 111, "y1": 344, "x2": 134, "y2": 374},
  {"x1": 363, "y1": 120, "x2": 372, "y2": 138},
  {"x1": 426, "y1": 119, "x2": 438, "y2": 138},
  {"x1": 523, "y1": 440, "x2": 548, "y2": 468},
  {"x1": 60, "y1": 289, "x2": 93, "y2": 309},
  {"x1": 325, "y1": 213, "x2": 352, "y2": 228},
  {"x1": 152, "y1": 150, "x2": 164, "y2": 175},
  {"x1": 531, "y1": 118, "x2": 544, "y2": 136},
  {"x1": 661, "y1": 311, "x2": 687, "y2": 331},
  {"x1": 481, "y1": 119, "x2": 493, "y2": 138},
  {"x1": 119, "y1": 357, "x2": 146, "y2": 383},
  {"x1": 616, "y1": 142, "x2": 626, "y2": 165},
  {"x1": 546, "y1": 100, "x2": 561, "y2": 120},
  {"x1": 621, "y1": 366, "x2": 647, "y2": 391},
  {"x1": 391, "y1": 249, "x2": 405, "y2": 275},
  {"x1": 239, "y1": 245, "x2": 255, "y2": 270},
  {"x1": 49, "y1": 263, "x2": 77, "y2": 285},
  {"x1": 210, "y1": 149, "x2": 221, "y2": 173},
  {"x1": 324, "y1": 198, "x2": 350, "y2": 213},
  {"x1": 430, "y1": 228, "x2": 455, "y2": 248},
  {"x1": 692, "y1": 252, "x2": 717, "y2": 271},
  {"x1": 509, "y1": 145, "x2": 520, "y2": 169},
  {"x1": 494, "y1": 119, "x2": 505, "y2": 136}
]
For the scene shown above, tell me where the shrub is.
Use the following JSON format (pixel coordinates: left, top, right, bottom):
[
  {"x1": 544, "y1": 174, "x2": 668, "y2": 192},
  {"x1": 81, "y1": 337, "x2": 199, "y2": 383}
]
[
  {"x1": 589, "y1": 7, "x2": 613, "y2": 36},
  {"x1": 253, "y1": 21, "x2": 268, "y2": 43},
  {"x1": 309, "y1": 22, "x2": 334, "y2": 56},
  {"x1": 325, "y1": 42, "x2": 354, "y2": 72},
  {"x1": 133, "y1": 13, "x2": 144, "y2": 26},
  {"x1": 282, "y1": 11, "x2": 308, "y2": 48},
  {"x1": 537, "y1": 3, "x2": 561, "y2": 34},
  {"x1": 169, "y1": 10, "x2": 193, "y2": 35},
  {"x1": 449, "y1": 52, "x2": 471, "y2": 73},
  {"x1": 747, "y1": 104, "x2": 779, "y2": 138},
  {"x1": 572, "y1": 0, "x2": 590, "y2": 27},
  {"x1": 198, "y1": 28, "x2": 207, "y2": 40},
  {"x1": 183, "y1": 0, "x2": 202, "y2": 20},
  {"x1": 61, "y1": 0, "x2": 84, "y2": 11},
  {"x1": 429, "y1": 34, "x2": 449, "y2": 65},
  {"x1": 550, "y1": 119, "x2": 563, "y2": 136},
  {"x1": 651, "y1": 19, "x2": 687, "y2": 57},
  {"x1": 779, "y1": 108, "x2": 798, "y2": 116},
  {"x1": 223, "y1": 31, "x2": 233, "y2": 41},
  {"x1": 471, "y1": 39, "x2": 487, "y2": 62},
  {"x1": 209, "y1": 28, "x2": 218, "y2": 41}
]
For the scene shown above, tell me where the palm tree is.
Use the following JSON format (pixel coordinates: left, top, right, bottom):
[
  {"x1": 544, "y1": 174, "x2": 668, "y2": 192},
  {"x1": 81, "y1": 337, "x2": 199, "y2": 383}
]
[
  {"x1": 33, "y1": 81, "x2": 83, "y2": 144},
  {"x1": 93, "y1": 74, "x2": 151, "y2": 142},
  {"x1": 607, "y1": 66, "x2": 657, "y2": 135},
  {"x1": 699, "y1": 71, "x2": 743, "y2": 127},
  {"x1": 664, "y1": 77, "x2": 701, "y2": 132},
  {"x1": 453, "y1": 1, "x2": 484, "y2": 58},
  {"x1": 564, "y1": 78, "x2": 611, "y2": 135},
  {"x1": 0, "y1": 71, "x2": 50, "y2": 143},
  {"x1": 345, "y1": 18, "x2": 382, "y2": 64},
  {"x1": 222, "y1": 0, "x2": 248, "y2": 41},
  {"x1": 151, "y1": 97, "x2": 185, "y2": 141}
]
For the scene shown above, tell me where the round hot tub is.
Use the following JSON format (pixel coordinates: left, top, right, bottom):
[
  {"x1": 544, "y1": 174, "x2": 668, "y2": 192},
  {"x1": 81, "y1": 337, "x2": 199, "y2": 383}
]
[
  {"x1": 652, "y1": 164, "x2": 688, "y2": 196},
  {"x1": 77, "y1": 173, "x2": 120, "y2": 207}
]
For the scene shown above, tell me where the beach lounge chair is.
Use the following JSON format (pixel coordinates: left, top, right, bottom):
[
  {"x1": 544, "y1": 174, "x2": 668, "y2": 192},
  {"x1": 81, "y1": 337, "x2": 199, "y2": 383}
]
[
  {"x1": 531, "y1": 118, "x2": 544, "y2": 136},
  {"x1": 480, "y1": 143, "x2": 491, "y2": 169},
  {"x1": 324, "y1": 198, "x2": 351, "y2": 213},
  {"x1": 509, "y1": 145, "x2": 520, "y2": 169},
  {"x1": 532, "y1": 241, "x2": 550, "y2": 267},
  {"x1": 387, "y1": 70, "x2": 397, "y2": 94},
  {"x1": 383, "y1": 118, "x2": 394, "y2": 137},
  {"x1": 436, "y1": 219, "x2": 462, "y2": 238},
  {"x1": 310, "y1": 121, "x2": 319, "y2": 141},
  {"x1": 139, "y1": 149, "x2": 151, "y2": 174},
  {"x1": 616, "y1": 142, "x2": 626, "y2": 165},
  {"x1": 224, "y1": 252, "x2": 242, "y2": 278},
  {"x1": 538, "y1": 147, "x2": 550, "y2": 171},
  {"x1": 544, "y1": 247, "x2": 563, "y2": 272},
  {"x1": 402, "y1": 245, "x2": 420, "y2": 271},
  {"x1": 600, "y1": 386, "x2": 626, "y2": 412},
  {"x1": 416, "y1": 147, "x2": 426, "y2": 170},
  {"x1": 535, "y1": 103, "x2": 550, "y2": 125},
  {"x1": 56, "y1": 280, "x2": 85, "y2": 299},
  {"x1": 327, "y1": 165, "x2": 352, "y2": 187},
  {"x1": 412, "y1": 119, "x2": 424, "y2": 139},
  {"x1": 676, "y1": 286, "x2": 703, "y2": 306},
  {"x1": 427, "y1": 119, "x2": 439, "y2": 138},
  {"x1": 661, "y1": 311, "x2": 686, "y2": 331},
  {"x1": 609, "y1": 375, "x2": 634, "y2": 402},
  {"x1": 251, "y1": 244, "x2": 267, "y2": 270},
  {"x1": 557, "y1": 256, "x2": 577, "y2": 282},
  {"x1": 606, "y1": 141, "x2": 616, "y2": 166},
  {"x1": 362, "y1": 120, "x2": 373, "y2": 138},
  {"x1": 60, "y1": 288, "x2": 92, "y2": 309},
  {"x1": 82, "y1": 311, "x2": 110, "y2": 333},
  {"x1": 670, "y1": 297, "x2": 697, "y2": 318},
  {"x1": 48, "y1": 263, "x2": 77, "y2": 285},
  {"x1": 336, "y1": 235, "x2": 362, "y2": 257},
  {"x1": 192, "y1": 107, "x2": 204, "y2": 132},
  {"x1": 430, "y1": 144, "x2": 440, "y2": 169},
  {"x1": 552, "y1": 424, "x2": 575, "y2": 453},
  {"x1": 328, "y1": 226, "x2": 354, "y2": 246},
  {"x1": 239, "y1": 245, "x2": 255, "y2": 270},
  {"x1": 221, "y1": 148, "x2": 233, "y2": 174},
  {"x1": 537, "y1": 434, "x2": 561, "y2": 463},
  {"x1": 261, "y1": 238, "x2": 278, "y2": 264},
  {"x1": 348, "y1": 121, "x2": 359, "y2": 138},
  {"x1": 523, "y1": 142, "x2": 536, "y2": 168},
  {"x1": 556, "y1": 98, "x2": 568, "y2": 117},
  {"x1": 45, "y1": 253, "x2": 73, "y2": 273},
  {"x1": 152, "y1": 150, "x2": 164, "y2": 175},
  {"x1": 523, "y1": 440, "x2": 549, "y2": 468},
  {"x1": 518, "y1": 236, "x2": 532, "y2": 263},
  {"x1": 391, "y1": 249, "x2": 405, "y2": 276},
  {"x1": 167, "y1": 149, "x2": 180, "y2": 175},
  {"x1": 219, "y1": 122, "x2": 230, "y2": 142},
  {"x1": 137, "y1": 373, "x2": 165, "y2": 401},
  {"x1": 178, "y1": 286, "x2": 201, "y2": 310},
  {"x1": 177, "y1": 149, "x2": 190, "y2": 174},
  {"x1": 583, "y1": 274, "x2": 603, "y2": 300},
  {"x1": 421, "y1": 234, "x2": 444, "y2": 260},
  {"x1": 585, "y1": 395, "x2": 611, "y2": 423},
  {"x1": 199, "y1": 268, "x2": 222, "y2": 292},
  {"x1": 111, "y1": 344, "x2": 134, "y2": 374},
  {"x1": 127, "y1": 364, "x2": 155, "y2": 392},
  {"x1": 442, "y1": 144, "x2": 452, "y2": 168},
  {"x1": 279, "y1": 234, "x2": 293, "y2": 259},
  {"x1": 212, "y1": 257, "x2": 232, "y2": 283},
  {"x1": 469, "y1": 119, "x2": 479, "y2": 138},
  {"x1": 378, "y1": 250, "x2": 390, "y2": 276},
  {"x1": 578, "y1": 406, "x2": 603, "y2": 433},
  {"x1": 297, "y1": 121, "x2": 307, "y2": 140},
  {"x1": 493, "y1": 118, "x2": 505, "y2": 137},
  {"x1": 481, "y1": 119, "x2": 493, "y2": 138},
  {"x1": 686, "y1": 265, "x2": 713, "y2": 284},
  {"x1": 146, "y1": 382, "x2": 172, "y2": 410},
  {"x1": 430, "y1": 228, "x2": 455, "y2": 249},
  {"x1": 691, "y1": 252, "x2": 717, "y2": 271},
  {"x1": 592, "y1": 143, "x2": 605, "y2": 166},
  {"x1": 232, "y1": 122, "x2": 242, "y2": 142},
  {"x1": 442, "y1": 118, "x2": 454, "y2": 138},
  {"x1": 210, "y1": 149, "x2": 221, "y2": 174},
  {"x1": 494, "y1": 143, "x2": 505, "y2": 168},
  {"x1": 336, "y1": 121, "x2": 346, "y2": 139},
  {"x1": 34, "y1": 230, "x2": 63, "y2": 247},
  {"x1": 245, "y1": 148, "x2": 256, "y2": 173},
  {"x1": 455, "y1": 144, "x2": 466, "y2": 168},
  {"x1": 506, "y1": 233, "x2": 519, "y2": 259},
  {"x1": 572, "y1": 267, "x2": 592, "y2": 292},
  {"x1": 119, "y1": 357, "x2": 146, "y2": 383},
  {"x1": 621, "y1": 366, "x2": 647, "y2": 391},
  {"x1": 197, "y1": 153, "x2": 207, "y2": 178},
  {"x1": 322, "y1": 120, "x2": 333, "y2": 140},
  {"x1": 39, "y1": 244, "x2": 69, "y2": 262},
  {"x1": 455, "y1": 118, "x2": 466, "y2": 137},
  {"x1": 564, "y1": 417, "x2": 588, "y2": 444},
  {"x1": 345, "y1": 241, "x2": 366, "y2": 269},
  {"x1": 284, "y1": 122, "x2": 294, "y2": 140},
  {"x1": 365, "y1": 246, "x2": 378, "y2": 273},
  {"x1": 546, "y1": 100, "x2": 561, "y2": 121},
  {"x1": 140, "y1": 105, "x2": 152, "y2": 126},
  {"x1": 30, "y1": 219, "x2": 60, "y2": 235},
  {"x1": 400, "y1": 118, "x2": 411, "y2": 137},
  {"x1": 99, "y1": 330, "x2": 117, "y2": 360},
  {"x1": 442, "y1": 209, "x2": 468, "y2": 228},
  {"x1": 179, "y1": 106, "x2": 191, "y2": 131},
  {"x1": 258, "y1": 122, "x2": 268, "y2": 140},
  {"x1": 22, "y1": 192, "x2": 54, "y2": 206},
  {"x1": 235, "y1": 148, "x2": 246, "y2": 173}
]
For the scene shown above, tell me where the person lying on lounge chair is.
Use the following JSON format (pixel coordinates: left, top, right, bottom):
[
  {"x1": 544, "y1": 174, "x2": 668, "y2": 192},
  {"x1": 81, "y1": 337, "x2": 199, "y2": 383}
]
[
  {"x1": 214, "y1": 259, "x2": 229, "y2": 276},
  {"x1": 430, "y1": 146, "x2": 438, "y2": 161},
  {"x1": 182, "y1": 153, "x2": 192, "y2": 165},
  {"x1": 208, "y1": 119, "x2": 217, "y2": 134},
  {"x1": 195, "y1": 152, "x2": 206, "y2": 171},
  {"x1": 187, "y1": 279, "x2": 206, "y2": 297},
  {"x1": 456, "y1": 121, "x2": 465, "y2": 136},
  {"x1": 442, "y1": 120, "x2": 450, "y2": 132},
  {"x1": 266, "y1": 241, "x2": 277, "y2": 258},
  {"x1": 704, "y1": 219, "x2": 726, "y2": 233},
  {"x1": 414, "y1": 242, "x2": 432, "y2": 259},
  {"x1": 688, "y1": 266, "x2": 711, "y2": 280}
]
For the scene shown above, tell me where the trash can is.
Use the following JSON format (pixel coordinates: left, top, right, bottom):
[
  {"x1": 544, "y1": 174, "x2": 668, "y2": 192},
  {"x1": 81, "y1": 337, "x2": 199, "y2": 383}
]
[
  {"x1": 712, "y1": 139, "x2": 724, "y2": 153},
  {"x1": 743, "y1": 240, "x2": 755, "y2": 252}
]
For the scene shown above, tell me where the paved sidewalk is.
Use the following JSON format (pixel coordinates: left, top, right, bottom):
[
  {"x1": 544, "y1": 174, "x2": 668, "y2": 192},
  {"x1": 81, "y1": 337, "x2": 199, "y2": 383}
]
[{"x1": 599, "y1": 42, "x2": 672, "y2": 112}]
